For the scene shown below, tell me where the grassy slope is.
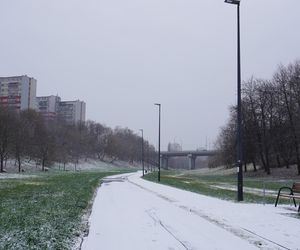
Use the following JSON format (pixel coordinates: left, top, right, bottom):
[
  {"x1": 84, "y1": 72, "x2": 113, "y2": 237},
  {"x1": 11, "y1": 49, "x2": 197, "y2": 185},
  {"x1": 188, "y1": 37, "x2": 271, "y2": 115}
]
[
  {"x1": 143, "y1": 170, "x2": 297, "y2": 204},
  {"x1": 0, "y1": 170, "x2": 128, "y2": 250}
]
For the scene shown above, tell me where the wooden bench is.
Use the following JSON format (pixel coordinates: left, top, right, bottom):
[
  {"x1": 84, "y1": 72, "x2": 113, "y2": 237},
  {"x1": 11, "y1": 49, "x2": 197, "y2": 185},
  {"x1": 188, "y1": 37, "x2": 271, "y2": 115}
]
[{"x1": 275, "y1": 182, "x2": 300, "y2": 212}]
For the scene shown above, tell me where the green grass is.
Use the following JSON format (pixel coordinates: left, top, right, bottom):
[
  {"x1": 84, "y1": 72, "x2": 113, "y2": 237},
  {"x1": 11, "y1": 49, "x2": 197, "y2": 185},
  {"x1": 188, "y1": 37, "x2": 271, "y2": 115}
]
[
  {"x1": 143, "y1": 170, "x2": 297, "y2": 204},
  {"x1": 0, "y1": 170, "x2": 129, "y2": 249}
]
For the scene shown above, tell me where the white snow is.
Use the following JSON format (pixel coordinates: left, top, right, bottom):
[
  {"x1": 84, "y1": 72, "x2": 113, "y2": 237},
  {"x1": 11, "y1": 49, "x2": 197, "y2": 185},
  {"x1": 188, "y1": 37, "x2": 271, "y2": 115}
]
[
  {"x1": 0, "y1": 173, "x2": 37, "y2": 179},
  {"x1": 82, "y1": 172, "x2": 300, "y2": 250},
  {"x1": 210, "y1": 183, "x2": 277, "y2": 197}
]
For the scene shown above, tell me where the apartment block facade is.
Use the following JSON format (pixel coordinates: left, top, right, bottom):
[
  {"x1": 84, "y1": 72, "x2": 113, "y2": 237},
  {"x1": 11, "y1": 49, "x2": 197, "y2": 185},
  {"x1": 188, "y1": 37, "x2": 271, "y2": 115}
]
[
  {"x1": 0, "y1": 75, "x2": 37, "y2": 110},
  {"x1": 0, "y1": 75, "x2": 86, "y2": 124},
  {"x1": 36, "y1": 96, "x2": 86, "y2": 124},
  {"x1": 58, "y1": 100, "x2": 86, "y2": 124},
  {"x1": 36, "y1": 95, "x2": 61, "y2": 120}
]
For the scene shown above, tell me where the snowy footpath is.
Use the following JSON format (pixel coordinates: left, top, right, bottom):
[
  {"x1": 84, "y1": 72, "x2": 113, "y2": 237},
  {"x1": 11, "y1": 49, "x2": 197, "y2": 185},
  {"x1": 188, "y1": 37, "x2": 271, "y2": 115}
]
[{"x1": 81, "y1": 172, "x2": 300, "y2": 250}]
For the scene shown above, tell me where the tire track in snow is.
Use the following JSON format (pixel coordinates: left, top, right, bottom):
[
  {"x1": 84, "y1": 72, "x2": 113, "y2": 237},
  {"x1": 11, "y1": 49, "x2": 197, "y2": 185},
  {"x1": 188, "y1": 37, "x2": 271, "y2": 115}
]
[
  {"x1": 127, "y1": 179, "x2": 177, "y2": 203},
  {"x1": 186, "y1": 207, "x2": 285, "y2": 250},
  {"x1": 128, "y1": 177, "x2": 287, "y2": 250},
  {"x1": 241, "y1": 228, "x2": 291, "y2": 250},
  {"x1": 145, "y1": 209, "x2": 190, "y2": 250}
]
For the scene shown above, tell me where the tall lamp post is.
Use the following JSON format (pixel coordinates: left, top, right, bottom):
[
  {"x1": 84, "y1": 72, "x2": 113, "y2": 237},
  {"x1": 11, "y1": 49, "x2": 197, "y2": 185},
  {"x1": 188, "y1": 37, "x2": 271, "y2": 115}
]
[
  {"x1": 146, "y1": 141, "x2": 150, "y2": 172},
  {"x1": 224, "y1": 0, "x2": 243, "y2": 201},
  {"x1": 154, "y1": 103, "x2": 161, "y2": 182},
  {"x1": 139, "y1": 129, "x2": 145, "y2": 176}
]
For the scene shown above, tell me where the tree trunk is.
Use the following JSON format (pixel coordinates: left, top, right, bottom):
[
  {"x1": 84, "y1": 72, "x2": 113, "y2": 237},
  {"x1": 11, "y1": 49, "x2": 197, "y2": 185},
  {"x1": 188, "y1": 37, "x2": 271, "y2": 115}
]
[
  {"x1": 259, "y1": 150, "x2": 267, "y2": 171},
  {"x1": 0, "y1": 155, "x2": 4, "y2": 172},
  {"x1": 265, "y1": 149, "x2": 271, "y2": 175},
  {"x1": 252, "y1": 160, "x2": 257, "y2": 172},
  {"x1": 282, "y1": 83, "x2": 300, "y2": 174},
  {"x1": 42, "y1": 158, "x2": 45, "y2": 171},
  {"x1": 296, "y1": 154, "x2": 300, "y2": 175},
  {"x1": 284, "y1": 159, "x2": 290, "y2": 169},
  {"x1": 276, "y1": 154, "x2": 281, "y2": 168},
  {"x1": 18, "y1": 158, "x2": 21, "y2": 173}
]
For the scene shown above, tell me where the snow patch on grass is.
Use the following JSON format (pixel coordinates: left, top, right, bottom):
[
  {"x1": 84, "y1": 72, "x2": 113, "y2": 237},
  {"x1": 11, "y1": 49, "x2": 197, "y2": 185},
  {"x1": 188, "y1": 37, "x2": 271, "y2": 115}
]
[
  {"x1": 0, "y1": 171, "x2": 127, "y2": 249},
  {"x1": 0, "y1": 173, "x2": 37, "y2": 179},
  {"x1": 210, "y1": 183, "x2": 277, "y2": 197}
]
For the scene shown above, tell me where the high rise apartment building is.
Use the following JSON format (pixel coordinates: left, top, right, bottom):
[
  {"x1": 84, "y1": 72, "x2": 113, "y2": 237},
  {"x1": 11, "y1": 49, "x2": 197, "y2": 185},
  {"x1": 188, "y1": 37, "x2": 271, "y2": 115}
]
[
  {"x1": 36, "y1": 95, "x2": 61, "y2": 120},
  {"x1": 1, "y1": 75, "x2": 86, "y2": 124},
  {"x1": 0, "y1": 75, "x2": 37, "y2": 110},
  {"x1": 36, "y1": 96, "x2": 86, "y2": 124},
  {"x1": 58, "y1": 100, "x2": 86, "y2": 124}
]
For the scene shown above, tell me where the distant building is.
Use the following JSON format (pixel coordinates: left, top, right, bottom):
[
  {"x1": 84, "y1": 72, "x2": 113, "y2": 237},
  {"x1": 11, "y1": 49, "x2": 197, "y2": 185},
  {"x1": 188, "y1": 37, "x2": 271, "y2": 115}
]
[
  {"x1": 0, "y1": 75, "x2": 37, "y2": 111},
  {"x1": 1, "y1": 76, "x2": 86, "y2": 124},
  {"x1": 36, "y1": 97, "x2": 86, "y2": 124},
  {"x1": 36, "y1": 95, "x2": 61, "y2": 120},
  {"x1": 58, "y1": 100, "x2": 86, "y2": 124},
  {"x1": 168, "y1": 142, "x2": 182, "y2": 152}
]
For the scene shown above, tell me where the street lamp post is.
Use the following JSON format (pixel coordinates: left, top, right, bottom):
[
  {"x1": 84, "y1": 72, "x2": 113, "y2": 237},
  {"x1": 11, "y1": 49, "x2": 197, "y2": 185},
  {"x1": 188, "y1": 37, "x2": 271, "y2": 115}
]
[
  {"x1": 154, "y1": 103, "x2": 161, "y2": 182},
  {"x1": 224, "y1": 0, "x2": 243, "y2": 201},
  {"x1": 139, "y1": 129, "x2": 145, "y2": 176},
  {"x1": 146, "y1": 141, "x2": 150, "y2": 172}
]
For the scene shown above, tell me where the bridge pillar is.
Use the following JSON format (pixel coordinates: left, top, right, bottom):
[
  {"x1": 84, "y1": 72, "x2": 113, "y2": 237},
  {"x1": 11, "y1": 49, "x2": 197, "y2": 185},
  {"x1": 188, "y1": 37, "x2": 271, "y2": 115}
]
[
  {"x1": 160, "y1": 155, "x2": 169, "y2": 170},
  {"x1": 188, "y1": 154, "x2": 196, "y2": 170}
]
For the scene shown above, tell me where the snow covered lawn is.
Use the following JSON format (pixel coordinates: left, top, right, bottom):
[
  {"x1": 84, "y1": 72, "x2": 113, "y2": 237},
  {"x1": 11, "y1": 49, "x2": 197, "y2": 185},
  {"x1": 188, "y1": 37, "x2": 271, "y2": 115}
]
[
  {"x1": 82, "y1": 172, "x2": 300, "y2": 250},
  {"x1": 0, "y1": 171, "x2": 129, "y2": 249}
]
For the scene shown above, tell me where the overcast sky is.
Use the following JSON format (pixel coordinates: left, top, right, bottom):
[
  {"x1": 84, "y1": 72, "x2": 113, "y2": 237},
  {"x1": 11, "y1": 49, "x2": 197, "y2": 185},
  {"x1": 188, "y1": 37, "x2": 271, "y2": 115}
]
[{"x1": 1, "y1": 0, "x2": 300, "y2": 150}]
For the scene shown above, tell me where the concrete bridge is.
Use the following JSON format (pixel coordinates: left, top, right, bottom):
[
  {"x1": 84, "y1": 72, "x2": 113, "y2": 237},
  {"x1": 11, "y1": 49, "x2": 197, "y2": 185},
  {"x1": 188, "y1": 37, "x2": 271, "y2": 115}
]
[{"x1": 160, "y1": 150, "x2": 217, "y2": 170}]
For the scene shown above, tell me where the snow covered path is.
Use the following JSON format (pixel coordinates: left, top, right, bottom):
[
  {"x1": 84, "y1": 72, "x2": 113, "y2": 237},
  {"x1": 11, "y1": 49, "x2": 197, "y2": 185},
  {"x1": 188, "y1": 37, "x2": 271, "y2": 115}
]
[{"x1": 81, "y1": 172, "x2": 300, "y2": 250}]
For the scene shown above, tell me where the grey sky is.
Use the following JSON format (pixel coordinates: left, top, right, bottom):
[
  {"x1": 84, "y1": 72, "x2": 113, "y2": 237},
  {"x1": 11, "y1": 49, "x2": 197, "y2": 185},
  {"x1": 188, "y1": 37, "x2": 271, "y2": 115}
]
[{"x1": 1, "y1": 0, "x2": 300, "y2": 150}]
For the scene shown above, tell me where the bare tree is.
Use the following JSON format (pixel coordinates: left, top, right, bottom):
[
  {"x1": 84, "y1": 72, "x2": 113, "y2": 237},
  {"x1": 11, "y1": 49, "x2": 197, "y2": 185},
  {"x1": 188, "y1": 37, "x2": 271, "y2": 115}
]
[
  {"x1": 0, "y1": 108, "x2": 16, "y2": 172},
  {"x1": 274, "y1": 62, "x2": 300, "y2": 175}
]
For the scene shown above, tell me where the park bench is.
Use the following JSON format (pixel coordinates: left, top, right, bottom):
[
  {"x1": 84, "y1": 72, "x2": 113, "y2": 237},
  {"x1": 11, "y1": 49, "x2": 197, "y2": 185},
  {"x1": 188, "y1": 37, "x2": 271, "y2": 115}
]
[{"x1": 275, "y1": 182, "x2": 300, "y2": 212}]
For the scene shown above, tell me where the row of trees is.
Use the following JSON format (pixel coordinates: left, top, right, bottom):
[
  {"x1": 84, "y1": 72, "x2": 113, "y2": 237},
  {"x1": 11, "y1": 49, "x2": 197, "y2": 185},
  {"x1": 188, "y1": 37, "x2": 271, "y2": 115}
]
[
  {"x1": 0, "y1": 108, "x2": 156, "y2": 172},
  {"x1": 215, "y1": 60, "x2": 300, "y2": 175}
]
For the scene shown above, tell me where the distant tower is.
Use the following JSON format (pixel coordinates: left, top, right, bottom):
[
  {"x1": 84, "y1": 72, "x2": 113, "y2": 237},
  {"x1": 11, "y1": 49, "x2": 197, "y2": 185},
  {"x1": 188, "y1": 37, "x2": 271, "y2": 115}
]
[{"x1": 167, "y1": 142, "x2": 182, "y2": 152}]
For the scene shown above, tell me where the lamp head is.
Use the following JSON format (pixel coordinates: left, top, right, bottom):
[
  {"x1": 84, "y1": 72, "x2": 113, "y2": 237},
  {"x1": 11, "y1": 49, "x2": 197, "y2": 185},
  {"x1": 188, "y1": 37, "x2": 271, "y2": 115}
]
[{"x1": 224, "y1": 0, "x2": 240, "y2": 5}]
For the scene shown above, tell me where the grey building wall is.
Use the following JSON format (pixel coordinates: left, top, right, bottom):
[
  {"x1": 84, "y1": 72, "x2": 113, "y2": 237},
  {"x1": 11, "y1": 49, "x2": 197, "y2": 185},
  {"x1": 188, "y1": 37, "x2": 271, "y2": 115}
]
[
  {"x1": 0, "y1": 75, "x2": 37, "y2": 110},
  {"x1": 58, "y1": 100, "x2": 86, "y2": 124}
]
